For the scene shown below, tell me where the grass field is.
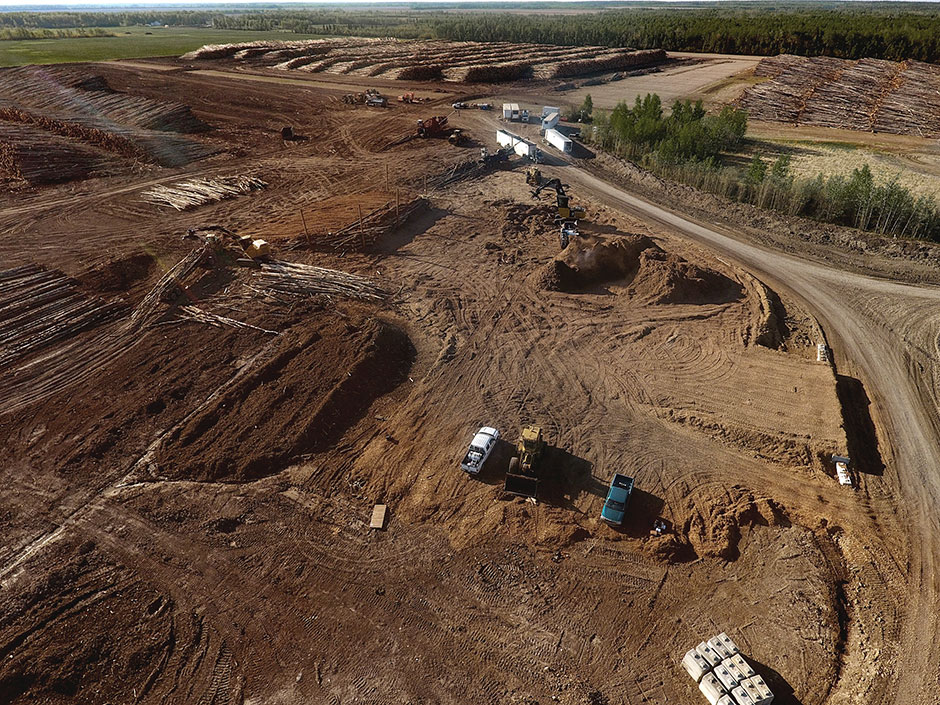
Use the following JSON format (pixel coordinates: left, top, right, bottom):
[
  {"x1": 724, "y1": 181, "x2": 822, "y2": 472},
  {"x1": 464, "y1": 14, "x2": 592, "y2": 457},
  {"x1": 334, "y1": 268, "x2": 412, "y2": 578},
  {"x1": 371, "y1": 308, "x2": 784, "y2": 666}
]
[{"x1": 0, "y1": 26, "x2": 327, "y2": 67}]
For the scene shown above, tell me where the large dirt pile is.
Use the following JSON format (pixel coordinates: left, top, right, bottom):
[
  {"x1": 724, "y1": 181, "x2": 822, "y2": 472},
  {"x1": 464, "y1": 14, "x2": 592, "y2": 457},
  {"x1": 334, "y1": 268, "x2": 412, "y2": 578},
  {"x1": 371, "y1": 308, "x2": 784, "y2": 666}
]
[
  {"x1": 154, "y1": 315, "x2": 412, "y2": 482},
  {"x1": 540, "y1": 233, "x2": 742, "y2": 304}
]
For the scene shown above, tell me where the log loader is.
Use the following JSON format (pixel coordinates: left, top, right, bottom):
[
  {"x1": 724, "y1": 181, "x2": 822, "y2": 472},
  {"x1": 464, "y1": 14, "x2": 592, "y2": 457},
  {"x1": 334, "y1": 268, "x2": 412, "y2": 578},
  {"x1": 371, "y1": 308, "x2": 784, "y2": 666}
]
[{"x1": 531, "y1": 178, "x2": 585, "y2": 220}]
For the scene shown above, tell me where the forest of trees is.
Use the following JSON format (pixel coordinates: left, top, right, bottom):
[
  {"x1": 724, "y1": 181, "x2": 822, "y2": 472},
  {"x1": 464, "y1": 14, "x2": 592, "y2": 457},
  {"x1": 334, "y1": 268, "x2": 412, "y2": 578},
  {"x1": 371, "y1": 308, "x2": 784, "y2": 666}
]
[
  {"x1": 2, "y1": 5, "x2": 940, "y2": 62},
  {"x1": 583, "y1": 94, "x2": 940, "y2": 241}
]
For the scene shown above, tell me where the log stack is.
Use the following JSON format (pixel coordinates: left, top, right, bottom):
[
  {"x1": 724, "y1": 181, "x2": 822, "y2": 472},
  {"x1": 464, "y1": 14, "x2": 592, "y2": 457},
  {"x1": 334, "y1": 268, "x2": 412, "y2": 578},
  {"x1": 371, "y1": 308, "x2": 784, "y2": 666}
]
[{"x1": 740, "y1": 54, "x2": 940, "y2": 137}]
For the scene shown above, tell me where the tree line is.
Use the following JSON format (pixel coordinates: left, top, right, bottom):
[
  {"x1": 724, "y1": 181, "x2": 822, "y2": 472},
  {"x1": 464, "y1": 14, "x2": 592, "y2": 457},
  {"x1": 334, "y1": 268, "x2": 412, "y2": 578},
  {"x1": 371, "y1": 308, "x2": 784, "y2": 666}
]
[
  {"x1": 583, "y1": 94, "x2": 940, "y2": 241},
  {"x1": 3, "y1": 5, "x2": 940, "y2": 62}
]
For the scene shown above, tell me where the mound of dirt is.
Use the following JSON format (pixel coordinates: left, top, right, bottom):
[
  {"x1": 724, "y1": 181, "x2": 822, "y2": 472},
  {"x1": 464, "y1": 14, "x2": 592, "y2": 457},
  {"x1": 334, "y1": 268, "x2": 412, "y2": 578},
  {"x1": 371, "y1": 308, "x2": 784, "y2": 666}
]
[
  {"x1": 155, "y1": 315, "x2": 413, "y2": 482},
  {"x1": 77, "y1": 252, "x2": 157, "y2": 293},
  {"x1": 541, "y1": 233, "x2": 742, "y2": 304},
  {"x1": 676, "y1": 484, "x2": 789, "y2": 561}
]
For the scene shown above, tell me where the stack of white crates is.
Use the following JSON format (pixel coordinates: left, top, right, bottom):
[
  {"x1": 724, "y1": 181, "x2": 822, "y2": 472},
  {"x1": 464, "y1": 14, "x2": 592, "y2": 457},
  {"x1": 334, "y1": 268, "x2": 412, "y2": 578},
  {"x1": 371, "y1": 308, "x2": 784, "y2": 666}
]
[{"x1": 680, "y1": 632, "x2": 774, "y2": 705}]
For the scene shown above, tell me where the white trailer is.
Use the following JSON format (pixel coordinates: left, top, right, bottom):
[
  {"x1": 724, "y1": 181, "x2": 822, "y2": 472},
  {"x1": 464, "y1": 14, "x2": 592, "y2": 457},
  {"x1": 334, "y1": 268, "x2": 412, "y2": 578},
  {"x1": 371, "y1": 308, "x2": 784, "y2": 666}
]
[
  {"x1": 495, "y1": 129, "x2": 540, "y2": 161},
  {"x1": 544, "y1": 128, "x2": 572, "y2": 154},
  {"x1": 541, "y1": 111, "x2": 560, "y2": 132},
  {"x1": 502, "y1": 103, "x2": 520, "y2": 121},
  {"x1": 542, "y1": 105, "x2": 560, "y2": 118}
]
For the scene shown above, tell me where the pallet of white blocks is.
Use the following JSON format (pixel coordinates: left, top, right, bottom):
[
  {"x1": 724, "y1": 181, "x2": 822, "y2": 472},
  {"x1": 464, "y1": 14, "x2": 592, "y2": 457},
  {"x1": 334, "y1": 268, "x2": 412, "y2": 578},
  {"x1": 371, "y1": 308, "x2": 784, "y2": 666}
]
[{"x1": 680, "y1": 632, "x2": 774, "y2": 705}]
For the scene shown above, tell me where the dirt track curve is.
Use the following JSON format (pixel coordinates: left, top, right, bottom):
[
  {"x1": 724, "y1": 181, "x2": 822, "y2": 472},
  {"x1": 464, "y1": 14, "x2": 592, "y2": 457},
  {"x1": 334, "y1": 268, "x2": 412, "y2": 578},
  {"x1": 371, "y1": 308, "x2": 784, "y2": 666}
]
[{"x1": 565, "y1": 163, "x2": 940, "y2": 704}]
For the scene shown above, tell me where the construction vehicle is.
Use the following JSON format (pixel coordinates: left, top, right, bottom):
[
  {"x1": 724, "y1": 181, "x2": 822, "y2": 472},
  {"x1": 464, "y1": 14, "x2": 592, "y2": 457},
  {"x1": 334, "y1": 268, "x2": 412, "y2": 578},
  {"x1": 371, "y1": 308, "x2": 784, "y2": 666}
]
[
  {"x1": 452, "y1": 101, "x2": 469, "y2": 110},
  {"x1": 559, "y1": 220, "x2": 579, "y2": 249},
  {"x1": 480, "y1": 146, "x2": 511, "y2": 166},
  {"x1": 365, "y1": 94, "x2": 388, "y2": 107},
  {"x1": 398, "y1": 92, "x2": 416, "y2": 103},
  {"x1": 525, "y1": 167, "x2": 543, "y2": 186},
  {"x1": 504, "y1": 425, "x2": 546, "y2": 499},
  {"x1": 532, "y1": 178, "x2": 586, "y2": 220},
  {"x1": 448, "y1": 129, "x2": 468, "y2": 146},
  {"x1": 417, "y1": 115, "x2": 449, "y2": 138}
]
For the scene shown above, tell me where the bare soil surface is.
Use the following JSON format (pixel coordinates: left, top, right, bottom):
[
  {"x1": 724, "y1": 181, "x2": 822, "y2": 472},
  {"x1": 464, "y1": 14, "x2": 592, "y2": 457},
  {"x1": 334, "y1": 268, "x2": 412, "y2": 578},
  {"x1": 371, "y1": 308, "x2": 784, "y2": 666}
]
[{"x1": 0, "y1": 57, "x2": 933, "y2": 705}]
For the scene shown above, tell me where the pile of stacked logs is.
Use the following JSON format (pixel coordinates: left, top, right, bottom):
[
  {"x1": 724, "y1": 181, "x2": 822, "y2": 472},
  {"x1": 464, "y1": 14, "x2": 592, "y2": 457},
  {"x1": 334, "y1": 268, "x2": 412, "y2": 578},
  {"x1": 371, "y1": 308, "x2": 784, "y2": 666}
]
[
  {"x1": 141, "y1": 176, "x2": 267, "y2": 210},
  {"x1": 740, "y1": 54, "x2": 940, "y2": 137},
  {"x1": 253, "y1": 261, "x2": 387, "y2": 301}
]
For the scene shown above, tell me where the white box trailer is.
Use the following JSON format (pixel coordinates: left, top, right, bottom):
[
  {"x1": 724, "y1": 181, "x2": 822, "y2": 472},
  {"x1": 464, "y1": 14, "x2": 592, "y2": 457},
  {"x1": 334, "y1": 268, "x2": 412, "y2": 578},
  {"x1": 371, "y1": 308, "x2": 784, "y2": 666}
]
[
  {"x1": 542, "y1": 105, "x2": 560, "y2": 117},
  {"x1": 495, "y1": 130, "x2": 540, "y2": 161},
  {"x1": 699, "y1": 673, "x2": 727, "y2": 705},
  {"x1": 541, "y1": 111, "x2": 560, "y2": 132},
  {"x1": 682, "y1": 648, "x2": 711, "y2": 682},
  {"x1": 544, "y1": 128, "x2": 572, "y2": 154}
]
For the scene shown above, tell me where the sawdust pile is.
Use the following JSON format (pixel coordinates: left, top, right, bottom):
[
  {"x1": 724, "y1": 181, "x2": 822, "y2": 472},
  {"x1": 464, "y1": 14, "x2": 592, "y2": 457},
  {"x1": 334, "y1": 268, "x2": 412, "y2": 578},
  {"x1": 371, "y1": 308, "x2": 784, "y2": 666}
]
[{"x1": 539, "y1": 234, "x2": 741, "y2": 304}]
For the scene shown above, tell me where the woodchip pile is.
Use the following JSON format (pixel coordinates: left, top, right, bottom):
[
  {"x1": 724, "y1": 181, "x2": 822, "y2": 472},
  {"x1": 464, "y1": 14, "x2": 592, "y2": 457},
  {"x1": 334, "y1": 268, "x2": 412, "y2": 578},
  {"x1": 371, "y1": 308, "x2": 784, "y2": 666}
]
[
  {"x1": 141, "y1": 176, "x2": 268, "y2": 210},
  {"x1": 740, "y1": 54, "x2": 940, "y2": 137},
  {"x1": 183, "y1": 37, "x2": 666, "y2": 84}
]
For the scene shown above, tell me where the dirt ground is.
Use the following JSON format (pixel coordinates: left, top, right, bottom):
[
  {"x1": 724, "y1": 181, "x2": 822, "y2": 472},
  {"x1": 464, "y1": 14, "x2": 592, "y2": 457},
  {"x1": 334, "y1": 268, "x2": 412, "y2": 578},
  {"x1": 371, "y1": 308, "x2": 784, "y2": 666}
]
[{"x1": 0, "y1": 57, "x2": 923, "y2": 705}]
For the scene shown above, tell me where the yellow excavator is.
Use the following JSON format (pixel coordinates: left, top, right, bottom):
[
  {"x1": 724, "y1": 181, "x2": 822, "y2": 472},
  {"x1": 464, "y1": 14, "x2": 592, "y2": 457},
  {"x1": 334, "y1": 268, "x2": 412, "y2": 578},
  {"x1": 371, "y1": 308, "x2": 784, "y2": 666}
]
[
  {"x1": 504, "y1": 425, "x2": 546, "y2": 499},
  {"x1": 532, "y1": 178, "x2": 585, "y2": 220},
  {"x1": 525, "y1": 167, "x2": 543, "y2": 186}
]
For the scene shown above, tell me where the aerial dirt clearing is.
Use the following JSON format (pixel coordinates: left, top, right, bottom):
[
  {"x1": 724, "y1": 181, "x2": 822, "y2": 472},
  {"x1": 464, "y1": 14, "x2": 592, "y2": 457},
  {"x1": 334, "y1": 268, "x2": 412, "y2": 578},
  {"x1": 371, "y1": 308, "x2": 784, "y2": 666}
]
[{"x1": 0, "y1": 47, "x2": 932, "y2": 705}]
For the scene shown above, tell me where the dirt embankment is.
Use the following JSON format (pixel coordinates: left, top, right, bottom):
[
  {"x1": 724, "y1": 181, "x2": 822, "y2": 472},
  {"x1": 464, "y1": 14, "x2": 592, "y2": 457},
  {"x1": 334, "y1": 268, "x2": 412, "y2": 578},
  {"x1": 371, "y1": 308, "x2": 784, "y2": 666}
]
[
  {"x1": 154, "y1": 315, "x2": 413, "y2": 482},
  {"x1": 539, "y1": 232, "x2": 743, "y2": 304}
]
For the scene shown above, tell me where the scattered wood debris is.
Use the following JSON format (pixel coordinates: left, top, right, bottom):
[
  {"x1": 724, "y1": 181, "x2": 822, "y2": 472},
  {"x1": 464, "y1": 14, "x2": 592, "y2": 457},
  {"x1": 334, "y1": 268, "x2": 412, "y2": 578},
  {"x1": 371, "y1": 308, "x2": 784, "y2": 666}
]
[{"x1": 141, "y1": 176, "x2": 268, "y2": 210}]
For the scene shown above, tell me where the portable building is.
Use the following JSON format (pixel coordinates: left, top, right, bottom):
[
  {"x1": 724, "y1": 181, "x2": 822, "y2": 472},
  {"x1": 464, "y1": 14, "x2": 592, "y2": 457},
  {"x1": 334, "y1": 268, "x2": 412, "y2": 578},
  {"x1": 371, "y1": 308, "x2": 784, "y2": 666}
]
[
  {"x1": 716, "y1": 632, "x2": 741, "y2": 655},
  {"x1": 495, "y1": 130, "x2": 539, "y2": 161},
  {"x1": 681, "y1": 648, "x2": 710, "y2": 682},
  {"x1": 502, "y1": 103, "x2": 513, "y2": 120},
  {"x1": 698, "y1": 673, "x2": 727, "y2": 705},
  {"x1": 722, "y1": 657, "x2": 746, "y2": 684},
  {"x1": 544, "y1": 128, "x2": 572, "y2": 154},
  {"x1": 542, "y1": 105, "x2": 561, "y2": 117},
  {"x1": 708, "y1": 636, "x2": 732, "y2": 661},
  {"x1": 696, "y1": 641, "x2": 722, "y2": 668},
  {"x1": 729, "y1": 653, "x2": 756, "y2": 679},
  {"x1": 541, "y1": 111, "x2": 560, "y2": 132},
  {"x1": 713, "y1": 663, "x2": 739, "y2": 692},
  {"x1": 744, "y1": 675, "x2": 774, "y2": 705},
  {"x1": 731, "y1": 686, "x2": 756, "y2": 705}
]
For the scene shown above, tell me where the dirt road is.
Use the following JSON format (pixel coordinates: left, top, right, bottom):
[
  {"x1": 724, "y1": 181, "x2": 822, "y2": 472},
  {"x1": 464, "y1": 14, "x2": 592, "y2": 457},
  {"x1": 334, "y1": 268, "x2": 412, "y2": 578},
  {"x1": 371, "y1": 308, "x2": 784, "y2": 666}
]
[{"x1": 565, "y1": 163, "x2": 940, "y2": 704}]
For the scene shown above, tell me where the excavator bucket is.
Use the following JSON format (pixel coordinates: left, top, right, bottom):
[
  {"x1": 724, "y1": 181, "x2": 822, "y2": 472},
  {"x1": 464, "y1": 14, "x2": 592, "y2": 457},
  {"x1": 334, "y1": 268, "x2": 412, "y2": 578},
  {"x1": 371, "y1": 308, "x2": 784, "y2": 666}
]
[{"x1": 504, "y1": 473, "x2": 539, "y2": 498}]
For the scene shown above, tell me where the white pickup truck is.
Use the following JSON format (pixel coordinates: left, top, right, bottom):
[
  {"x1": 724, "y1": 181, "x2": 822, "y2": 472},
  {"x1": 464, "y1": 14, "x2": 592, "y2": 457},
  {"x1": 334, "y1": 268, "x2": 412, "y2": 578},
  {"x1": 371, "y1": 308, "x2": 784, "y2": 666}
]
[{"x1": 460, "y1": 427, "x2": 500, "y2": 475}]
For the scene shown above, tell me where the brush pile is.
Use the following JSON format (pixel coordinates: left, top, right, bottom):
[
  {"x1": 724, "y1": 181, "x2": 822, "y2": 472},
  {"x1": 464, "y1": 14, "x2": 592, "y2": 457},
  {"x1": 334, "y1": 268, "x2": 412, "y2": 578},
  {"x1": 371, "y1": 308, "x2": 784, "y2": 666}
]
[
  {"x1": 740, "y1": 54, "x2": 940, "y2": 137},
  {"x1": 307, "y1": 197, "x2": 428, "y2": 251},
  {"x1": 252, "y1": 261, "x2": 387, "y2": 301},
  {"x1": 141, "y1": 176, "x2": 268, "y2": 210},
  {"x1": 184, "y1": 38, "x2": 667, "y2": 84}
]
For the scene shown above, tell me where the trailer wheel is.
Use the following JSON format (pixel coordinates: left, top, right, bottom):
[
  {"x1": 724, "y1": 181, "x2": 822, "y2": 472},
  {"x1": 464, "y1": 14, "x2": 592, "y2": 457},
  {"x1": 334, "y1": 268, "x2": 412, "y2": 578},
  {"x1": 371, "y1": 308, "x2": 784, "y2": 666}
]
[{"x1": 508, "y1": 457, "x2": 519, "y2": 474}]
